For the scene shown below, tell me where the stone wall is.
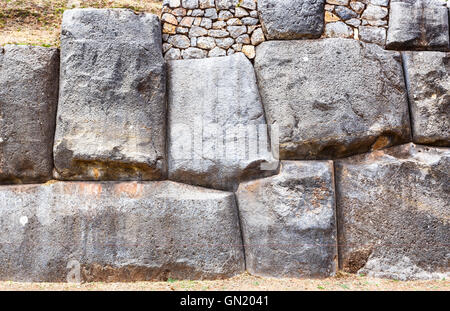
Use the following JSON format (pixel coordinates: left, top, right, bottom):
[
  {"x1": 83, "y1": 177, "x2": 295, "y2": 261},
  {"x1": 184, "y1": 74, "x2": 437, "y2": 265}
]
[
  {"x1": 0, "y1": 1, "x2": 449, "y2": 282},
  {"x1": 161, "y1": 0, "x2": 264, "y2": 59}
]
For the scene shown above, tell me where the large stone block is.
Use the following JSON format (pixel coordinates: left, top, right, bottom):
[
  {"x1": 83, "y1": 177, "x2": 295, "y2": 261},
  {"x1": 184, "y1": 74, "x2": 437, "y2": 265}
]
[
  {"x1": 386, "y1": 0, "x2": 449, "y2": 51},
  {"x1": 236, "y1": 161, "x2": 337, "y2": 278},
  {"x1": 335, "y1": 143, "x2": 450, "y2": 280},
  {"x1": 0, "y1": 45, "x2": 59, "y2": 184},
  {"x1": 254, "y1": 39, "x2": 411, "y2": 160},
  {"x1": 0, "y1": 181, "x2": 244, "y2": 282},
  {"x1": 54, "y1": 9, "x2": 167, "y2": 181},
  {"x1": 258, "y1": 0, "x2": 325, "y2": 40},
  {"x1": 402, "y1": 51, "x2": 449, "y2": 146},
  {"x1": 167, "y1": 53, "x2": 277, "y2": 191}
]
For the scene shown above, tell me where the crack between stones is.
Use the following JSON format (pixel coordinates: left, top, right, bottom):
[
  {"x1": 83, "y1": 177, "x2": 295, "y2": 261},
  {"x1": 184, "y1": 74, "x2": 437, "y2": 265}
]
[{"x1": 232, "y1": 191, "x2": 247, "y2": 272}]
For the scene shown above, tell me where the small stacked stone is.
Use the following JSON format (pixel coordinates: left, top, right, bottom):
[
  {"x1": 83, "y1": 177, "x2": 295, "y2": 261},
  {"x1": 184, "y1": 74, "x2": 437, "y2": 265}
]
[
  {"x1": 323, "y1": 0, "x2": 389, "y2": 46},
  {"x1": 161, "y1": 0, "x2": 265, "y2": 60}
]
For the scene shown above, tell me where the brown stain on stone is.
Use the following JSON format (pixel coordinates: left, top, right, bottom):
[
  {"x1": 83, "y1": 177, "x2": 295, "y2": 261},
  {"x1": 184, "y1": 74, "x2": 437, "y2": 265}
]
[{"x1": 113, "y1": 182, "x2": 144, "y2": 198}]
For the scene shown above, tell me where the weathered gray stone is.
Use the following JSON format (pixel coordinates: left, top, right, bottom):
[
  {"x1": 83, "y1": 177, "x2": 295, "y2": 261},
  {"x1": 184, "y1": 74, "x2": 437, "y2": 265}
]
[
  {"x1": 227, "y1": 26, "x2": 247, "y2": 38},
  {"x1": 361, "y1": 3, "x2": 388, "y2": 20},
  {"x1": 54, "y1": 9, "x2": 167, "y2": 181},
  {"x1": 345, "y1": 18, "x2": 361, "y2": 27},
  {"x1": 386, "y1": 0, "x2": 449, "y2": 51},
  {"x1": 200, "y1": 17, "x2": 213, "y2": 28},
  {"x1": 251, "y1": 28, "x2": 265, "y2": 45},
  {"x1": 208, "y1": 46, "x2": 227, "y2": 57},
  {"x1": 208, "y1": 29, "x2": 229, "y2": 37},
  {"x1": 359, "y1": 26, "x2": 386, "y2": 45},
  {"x1": 0, "y1": 45, "x2": 59, "y2": 184},
  {"x1": 0, "y1": 181, "x2": 245, "y2": 281},
  {"x1": 218, "y1": 10, "x2": 233, "y2": 20},
  {"x1": 236, "y1": 34, "x2": 251, "y2": 44},
  {"x1": 335, "y1": 143, "x2": 450, "y2": 280},
  {"x1": 235, "y1": 7, "x2": 249, "y2": 17},
  {"x1": 168, "y1": 53, "x2": 277, "y2": 190},
  {"x1": 216, "y1": 0, "x2": 239, "y2": 9},
  {"x1": 335, "y1": 6, "x2": 358, "y2": 20},
  {"x1": 236, "y1": 161, "x2": 337, "y2": 278},
  {"x1": 402, "y1": 51, "x2": 449, "y2": 146},
  {"x1": 350, "y1": 1, "x2": 365, "y2": 13},
  {"x1": 241, "y1": 17, "x2": 259, "y2": 26},
  {"x1": 258, "y1": 0, "x2": 325, "y2": 40},
  {"x1": 197, "y1": 36, "x2": 217, "y2": 49},
  {"x1": 165, "y1": 47, "x2": 182, "y2": 60},
  {"x1": 182, "y1": 0, "x2": 199, "y2": 9},
  {"x1": 200, "y1": 0, "x2": 215, "y2": 8},
  {"x1": 254, "y1": 39, "x2": 411, "y2": 160},
  {"x1": 325, "y1": 21, "x2": 354, "y2": 38},
  {"x1": 182, "y1": 47, "x2": 208, "y2": 59},
  {"x1": 191, "y1": 9, "x2": 204, "y2": 16},
  {"x1": 204, "y1": 7, "x2": 218, "y2": 19},
  {"x1": 189, "y1": 26, "x2": 208, "y2": 37},
  {"x1": 215, "y1": 37, "x2": 235, "y2": 49},
  {"x1": 241, "y1": 0, "x2": 257, "y2": 10}
]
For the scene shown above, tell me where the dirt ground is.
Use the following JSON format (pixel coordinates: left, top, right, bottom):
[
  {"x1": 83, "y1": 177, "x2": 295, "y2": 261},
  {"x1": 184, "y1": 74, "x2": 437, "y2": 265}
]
[
  {"x1": 0, "y1": 272, "x2": 448, "y2": 291},
  {"x1": 0, "y1": 0, "x2": 163, "y2": 47}
]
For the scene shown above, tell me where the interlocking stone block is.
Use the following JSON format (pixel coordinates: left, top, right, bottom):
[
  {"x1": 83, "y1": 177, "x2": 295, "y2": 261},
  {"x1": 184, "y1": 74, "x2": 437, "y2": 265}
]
[
  {"x1": 0, "y1": 45, "x2": 59, "y2": 184},
  {"x1": 386, "y1": 0, "x2": 449, "y2": 51},
  {"x1": 167, "y1": 53, "x2": 277, "y2": 191},
  {"x1": 254, "y1": 38, "x2": 411, "y2": 160},
  {"x1": 236, "y1": 161, "x2": 337, "y2": 278},
  {"x1": 0, "y1": 181, "x2": 244, "y2": 282},
  {"x1": 336, "y1": 143, "x2": 450, "y2": 280},
  {"x1": 402, "y1": 51, "x2": 449, "y2": 146},
  {"x1": 258, "y1": 0, "x2": 325, "y2": 40},
  {"x1": 54, "y1": 9, "x2": 167, "y2": 181}
]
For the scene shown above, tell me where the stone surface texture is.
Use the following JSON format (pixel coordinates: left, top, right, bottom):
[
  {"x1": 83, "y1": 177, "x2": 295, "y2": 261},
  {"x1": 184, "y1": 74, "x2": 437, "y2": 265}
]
[
  {"x1": 258, "y1": 0, "x2": 325, "y2": 40},
  {"x1": 335, "y1": 143, "x2": 450, "y2": 280},
  {"x1": 0, "y1": 181, "x2": 245, "y2": 282},
  {"x1": 167, "y1": 53, "x2": 277, "y2": 191},
  {"x1": 236, "y1": 161, "x2": 337, "y2": 278},
  {"x1": 54, "y1": 9, "x2": 167, "y2": 181},
  {"x1": 386, "y1": 0, "x2": 450, "y2": 51},
  {"x1": 254, "y1": 38, "x2": 411, "y2": 160},
  {"x1": 162, "y1": 0, "x2": 264, "y2": 59},
  {"x1": 323, "y1": 0, "x2": 389, "y2": 45},
  {"x1": 402, "y1": 51, "x2": 449, "y2": 146},
  {"x1": 0, "y1": 45, "x2": 59, "y2": 184}
]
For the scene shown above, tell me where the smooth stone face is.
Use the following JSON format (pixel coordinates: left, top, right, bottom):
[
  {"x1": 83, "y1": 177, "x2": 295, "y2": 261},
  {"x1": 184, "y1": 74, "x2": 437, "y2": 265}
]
[
  {"x1": 0, "y1": 181, "x2": 245, "y2": 282},
  {"x1": 0, "y1": 45, "x2": 59, "y2": 184},
  {"x1": 258, "y1": 0, "x2": 325, "y2": 40},
  {"x1": 54, "y1": 9, "x2": 167, "y2": 181},
  {"x1": 167, "y1": 53, "x2": 277, "y2": 191},
  {"x1": 386, "y1": 1, "x2": 449, "y2": 51},
  {"x1": 254, "y1": 38, "x2": 411, "y2": 160},
  {"x1": 402, "y1": 51, "x2": 449, "y2": 146},
  {"x1": 236, "y1": 161, "x2": 337, "y2": 278},
  {"x1": 335, "y1": 143, "x2": 450, "y2": 280}
]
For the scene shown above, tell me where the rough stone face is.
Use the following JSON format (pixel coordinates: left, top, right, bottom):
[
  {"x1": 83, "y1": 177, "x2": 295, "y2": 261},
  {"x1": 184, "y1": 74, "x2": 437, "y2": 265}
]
[
  {"x1": 254, "y1": 38, "x2": 411, "y2": 160},
  {"x1": 335, "y1": 143, "x2": 450, "y2": 280},
  {"x1": 325, "y1": 21, "x2": 353, "y2": 38},
  {"x1": 54, "y1": 9, "x2": 167, "y2": 181},
  {"x1": 0, "y1": 45, "x2": 59, "y2": 184},
  {"x1": 258, "y1": 0, "x2": 325, "y2": 40},
  {"x1": 402, "y1": 51, "x2": 449, "y2": 146},
  {"x1": 236, "y1": 161, "x2": 337, "y2": 278},
  {"x1": 359, "y1": 26, "x2": 386, "y2": 45},
  {"x1": 0, "y1": 181, "x2": 245, "y2": 282},
  {"x1": 168, "y1": 53, "x2": 277, "y2": 191},
  {"x1": 386, "y1": 0, "x2": 450, "y2": 51}
]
